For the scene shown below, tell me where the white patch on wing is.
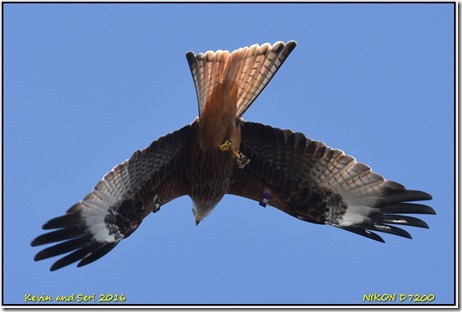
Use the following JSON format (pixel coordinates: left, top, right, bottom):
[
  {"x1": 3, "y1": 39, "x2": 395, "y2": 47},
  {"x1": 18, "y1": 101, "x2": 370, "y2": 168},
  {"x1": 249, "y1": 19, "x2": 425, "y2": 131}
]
[
  {"x1": 336, "y1": 205, "x2": 379, "y2": 227},
  {"x1": 88, "y1": 218, "x2": 120, "y2": 244},
  {"x1": 338, "y1": 212, "x2": 370, "y2": 227},
  {"x1": 346, "y1": 205, "x2": 380, "y2": 215},
  {"x1": 78, "y1": 206, "x2": 122, "y2": 244}
]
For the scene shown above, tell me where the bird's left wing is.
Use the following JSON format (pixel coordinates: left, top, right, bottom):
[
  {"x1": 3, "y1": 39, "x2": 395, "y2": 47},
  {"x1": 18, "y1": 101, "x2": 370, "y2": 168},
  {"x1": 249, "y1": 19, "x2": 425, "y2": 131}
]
[
  {"x1": 31, "y1": 124, "x2": 196, "y2": 271},
  {"x1": 228, "y1": 122, "x2": 435, "y2": 242}
]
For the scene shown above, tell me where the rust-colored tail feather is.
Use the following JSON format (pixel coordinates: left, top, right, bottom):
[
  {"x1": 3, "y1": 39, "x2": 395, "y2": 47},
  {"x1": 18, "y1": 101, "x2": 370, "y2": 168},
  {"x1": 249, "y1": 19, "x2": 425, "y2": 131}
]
[{"x1": 186, "y1": 41, "x2": 297, "y2": 118}]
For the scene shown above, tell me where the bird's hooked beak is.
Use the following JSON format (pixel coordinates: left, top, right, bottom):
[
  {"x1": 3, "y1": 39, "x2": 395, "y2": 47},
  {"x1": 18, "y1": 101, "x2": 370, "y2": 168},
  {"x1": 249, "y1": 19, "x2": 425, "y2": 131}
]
[{"x1": 193, "y1": 208, "x2": 200, "y2": 226}]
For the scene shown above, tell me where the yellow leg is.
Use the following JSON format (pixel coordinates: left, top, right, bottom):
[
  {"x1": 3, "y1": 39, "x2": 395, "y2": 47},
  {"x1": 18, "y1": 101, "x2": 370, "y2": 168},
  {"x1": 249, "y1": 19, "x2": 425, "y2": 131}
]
[
  {"x1": 218, "y1": 139, "x2": 250, "y2": 168},
  {"x1": 231, "y1": 149, "x2": 241, "y2": 158},
  {"x1": 218, "y1": 140, "x2": 233, "y2": 151}
]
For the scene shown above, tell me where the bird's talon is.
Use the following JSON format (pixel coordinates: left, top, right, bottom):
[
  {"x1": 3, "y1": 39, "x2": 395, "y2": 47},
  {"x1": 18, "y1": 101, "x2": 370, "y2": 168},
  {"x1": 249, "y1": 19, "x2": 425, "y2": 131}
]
[
  {"x1": 218, "y1": 140, "x2": 233, "y2": 151},
  {"x1": 236, "y1": 153, "x2": 250, "y2": 169}
]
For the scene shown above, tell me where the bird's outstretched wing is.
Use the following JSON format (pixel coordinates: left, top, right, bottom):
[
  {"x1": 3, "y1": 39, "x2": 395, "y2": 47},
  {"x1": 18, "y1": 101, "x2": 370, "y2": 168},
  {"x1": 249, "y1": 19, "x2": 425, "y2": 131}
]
[
  {"x1": 31, "y1": 124, "x2": 196, "y2": 271},
  {"x1": 229, "y1": 122, "x2": 435, "y2": 242},
  {"x1": 186, "y1": 41, "x2": 297, "y2": 118}
]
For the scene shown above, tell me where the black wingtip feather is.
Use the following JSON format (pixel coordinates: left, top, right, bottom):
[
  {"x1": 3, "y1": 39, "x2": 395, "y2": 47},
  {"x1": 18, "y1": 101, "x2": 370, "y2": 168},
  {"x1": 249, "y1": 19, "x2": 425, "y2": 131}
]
[
  {"x1": 381, "y1": 215, "x2": 430, "y2": 229},
  {"x1": 34, "y1": 237, "x2": 89, "y2": 261},
  {"x1": 33, "y1": 212, "x2": 117, "y2": 271},
  {"x1": 77, "y1": 243, "x2": 118, "y2": 268},
  {"x1": 49, "y1": 247, "x2": 92, "y2": 271},
  {"x1": 384, "y1": 189, "x2": 433, "y2": 203},
  {"x1": 344, "y1": 188, "x2": 434, "y2": 242},
  {"x1": 42, "y1": 214, "x2": 80, "y2": 230},
  {"x1": 365, "y1": 224, "x2": 413, "y2": 239},
  {"x1": 335, "y1": 225, "x2": 386, "y2": 243},
  {"x1": 381, "y1": 203, "x2": 436, "y2": 215},
  {"x1": 31, "y1": 228, "x2": 82, "y2": 246}
]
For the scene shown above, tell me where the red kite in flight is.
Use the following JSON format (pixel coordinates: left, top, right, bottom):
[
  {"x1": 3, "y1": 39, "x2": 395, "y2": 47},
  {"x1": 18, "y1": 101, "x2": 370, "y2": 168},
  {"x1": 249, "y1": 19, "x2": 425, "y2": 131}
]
[{"x1": 32, "y1": 41, "x2": 434, "y2": 271}]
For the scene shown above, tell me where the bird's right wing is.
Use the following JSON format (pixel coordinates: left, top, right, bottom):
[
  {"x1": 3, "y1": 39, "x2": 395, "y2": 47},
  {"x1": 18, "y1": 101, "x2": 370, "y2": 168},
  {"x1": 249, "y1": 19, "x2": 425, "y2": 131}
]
[
  {"x1": 31, "y1": 123, "x2": 196, "y2": 271},
  {"x1": 229, "y1": 122, "x2": 435, "y2": 242}
]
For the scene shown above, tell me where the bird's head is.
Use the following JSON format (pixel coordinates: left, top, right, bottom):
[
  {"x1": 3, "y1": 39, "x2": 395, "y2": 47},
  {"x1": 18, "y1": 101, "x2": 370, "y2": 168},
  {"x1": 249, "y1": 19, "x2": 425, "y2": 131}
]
[{"x1": 192, "y1": 201, "x2": 216, "y2": 226}]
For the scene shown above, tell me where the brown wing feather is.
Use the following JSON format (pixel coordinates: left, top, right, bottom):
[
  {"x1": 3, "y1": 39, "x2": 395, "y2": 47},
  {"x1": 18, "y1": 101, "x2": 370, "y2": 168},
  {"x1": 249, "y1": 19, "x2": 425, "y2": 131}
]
[
  {"x1": 31, "y1": 124, "x2": 196, "y2": 271},
  {"x1": 229, "y1": 122, "x2": 434, "y2": 242}
]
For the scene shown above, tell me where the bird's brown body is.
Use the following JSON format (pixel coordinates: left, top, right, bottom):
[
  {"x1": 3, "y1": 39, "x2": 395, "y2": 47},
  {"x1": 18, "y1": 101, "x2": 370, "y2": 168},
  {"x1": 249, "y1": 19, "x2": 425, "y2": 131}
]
[
  {"x1": 31, "y1": 41, "x2": 434, "y2": 271},
  {"x1": 192, "y1": 66, "x2": 242, "y2": 222},
  {"x1": 188, "y1": 42, "x2": 294, "y2": 223},
  {"x1": 190, "y1": 142, "x2": 235, "y2": 223}
]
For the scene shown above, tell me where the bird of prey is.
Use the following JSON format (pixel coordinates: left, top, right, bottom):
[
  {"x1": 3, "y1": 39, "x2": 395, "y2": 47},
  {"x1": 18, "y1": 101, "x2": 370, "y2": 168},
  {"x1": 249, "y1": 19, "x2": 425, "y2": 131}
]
[{"x1": 32, "y1": 40, "x2": 435, "y2": 271}]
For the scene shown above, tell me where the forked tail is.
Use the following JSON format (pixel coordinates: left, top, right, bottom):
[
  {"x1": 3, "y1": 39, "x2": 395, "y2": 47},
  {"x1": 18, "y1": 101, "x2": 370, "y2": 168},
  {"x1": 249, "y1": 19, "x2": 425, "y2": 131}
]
[{"x1": 186, "y1": 41, "x2": 297, "y2": 118}]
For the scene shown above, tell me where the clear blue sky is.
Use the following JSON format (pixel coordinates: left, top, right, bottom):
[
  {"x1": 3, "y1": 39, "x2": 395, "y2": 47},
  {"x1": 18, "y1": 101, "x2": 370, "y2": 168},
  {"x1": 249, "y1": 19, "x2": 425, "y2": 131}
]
[{"x1": 4, "y1": 3, "x2": 454, "y2": 306}]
